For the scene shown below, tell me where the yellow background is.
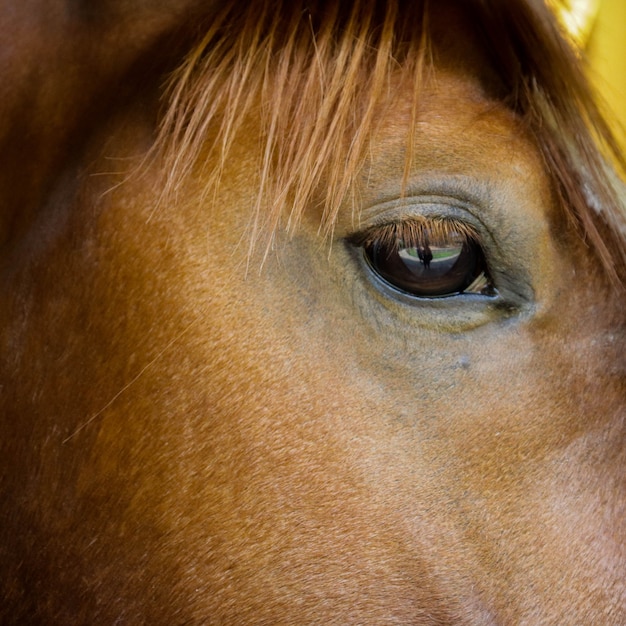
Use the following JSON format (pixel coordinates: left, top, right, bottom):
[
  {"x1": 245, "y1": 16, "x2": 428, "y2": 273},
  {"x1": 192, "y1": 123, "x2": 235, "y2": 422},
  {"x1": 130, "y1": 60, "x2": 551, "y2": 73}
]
[{"x1": 587, "y1": 0, "x2": 626, "y2": 148}]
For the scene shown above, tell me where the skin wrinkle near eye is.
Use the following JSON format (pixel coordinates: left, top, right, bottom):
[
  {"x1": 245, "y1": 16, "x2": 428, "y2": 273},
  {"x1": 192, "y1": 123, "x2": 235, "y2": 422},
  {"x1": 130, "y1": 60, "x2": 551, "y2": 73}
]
[
  {"x1": 359, "y1": 176, "x2": 492, "y2": 219},
  {"x1": 357, "y1": 179, "x2": 505, "y2": 253},
  {"x1": 356, "y1": 195, "x2": 496, "y2": 252}
]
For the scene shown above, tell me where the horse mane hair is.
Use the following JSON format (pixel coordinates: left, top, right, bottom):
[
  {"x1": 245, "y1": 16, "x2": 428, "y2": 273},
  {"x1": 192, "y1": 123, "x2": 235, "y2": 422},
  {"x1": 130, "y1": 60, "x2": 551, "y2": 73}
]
[{"x1": 152, "y1": 0, "x2": 626, "y2": 284}]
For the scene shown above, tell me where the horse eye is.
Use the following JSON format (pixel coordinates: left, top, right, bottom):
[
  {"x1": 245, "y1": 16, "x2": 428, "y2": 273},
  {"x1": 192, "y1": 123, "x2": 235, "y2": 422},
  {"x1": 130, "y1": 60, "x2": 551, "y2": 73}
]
[{"x1": 361, "y1": 227, "x2": 496, "y2": 299}]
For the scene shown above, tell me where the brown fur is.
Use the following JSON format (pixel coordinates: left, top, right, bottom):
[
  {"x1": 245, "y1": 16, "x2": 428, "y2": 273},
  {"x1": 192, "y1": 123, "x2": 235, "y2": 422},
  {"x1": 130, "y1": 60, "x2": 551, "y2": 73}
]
[{"x1": 0, "y1": 1, "x2": 624, "y2": 624}]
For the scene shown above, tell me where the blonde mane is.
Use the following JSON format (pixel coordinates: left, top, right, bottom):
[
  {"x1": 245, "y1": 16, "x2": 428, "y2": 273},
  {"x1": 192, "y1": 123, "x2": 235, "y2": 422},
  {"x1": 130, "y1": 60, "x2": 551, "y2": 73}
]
[{"x1": 152, "y1": 0, "x2": 626, "y2": 283}]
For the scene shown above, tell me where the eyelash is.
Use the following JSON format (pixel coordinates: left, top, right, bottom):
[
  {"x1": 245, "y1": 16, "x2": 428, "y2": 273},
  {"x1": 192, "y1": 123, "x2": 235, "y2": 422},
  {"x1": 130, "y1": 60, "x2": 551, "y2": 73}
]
[{"x1": 348, "y1": 216, "x2": 481, "y2": 251}]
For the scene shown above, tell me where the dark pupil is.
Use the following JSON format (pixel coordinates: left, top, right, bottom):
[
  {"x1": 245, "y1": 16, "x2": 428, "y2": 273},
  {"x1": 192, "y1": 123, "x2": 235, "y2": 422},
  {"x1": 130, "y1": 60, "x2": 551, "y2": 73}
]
[{"x1": 364, "y1": 234, "x2": 488, "y2": 297}]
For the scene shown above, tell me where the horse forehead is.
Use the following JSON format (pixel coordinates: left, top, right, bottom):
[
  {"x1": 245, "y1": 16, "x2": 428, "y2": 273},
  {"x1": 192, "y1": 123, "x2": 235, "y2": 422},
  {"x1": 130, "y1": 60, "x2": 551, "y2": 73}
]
[{"x1": 371, "y1": 71, "x2": 528, "y2": 164}]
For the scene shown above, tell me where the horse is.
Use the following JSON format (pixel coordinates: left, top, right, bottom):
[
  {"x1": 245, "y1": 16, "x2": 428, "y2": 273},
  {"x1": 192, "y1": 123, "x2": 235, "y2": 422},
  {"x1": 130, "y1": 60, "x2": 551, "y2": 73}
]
[{"x1": 1, "y1": 0, "x2": 624, "y2": 623}]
